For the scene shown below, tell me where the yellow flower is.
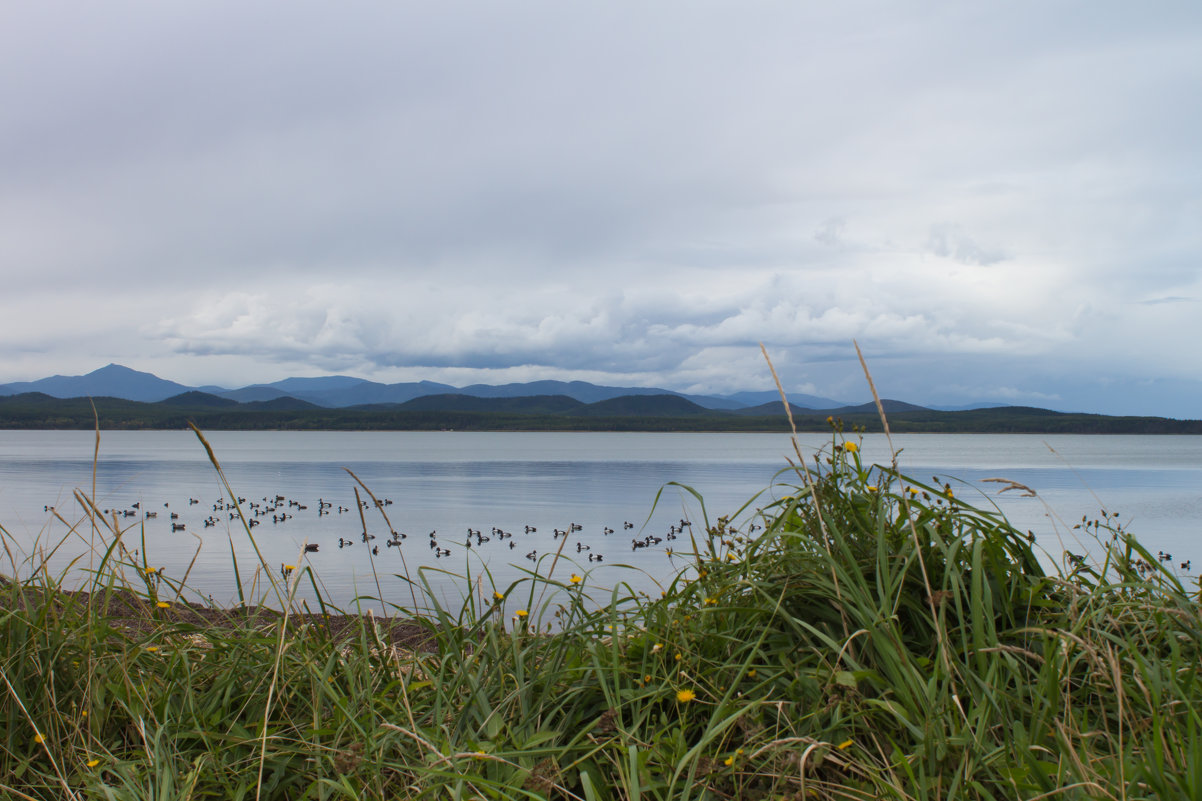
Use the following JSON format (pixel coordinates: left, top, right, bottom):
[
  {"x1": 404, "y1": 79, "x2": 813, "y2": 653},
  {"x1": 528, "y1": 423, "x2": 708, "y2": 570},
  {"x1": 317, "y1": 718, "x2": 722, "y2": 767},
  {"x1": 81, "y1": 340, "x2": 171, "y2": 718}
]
[
  {"x1": 33, "y1": 733, "x2": 45, "y2": 744},
  {"x1": 143, "y1": 567, "x2": 157, "y2": 575},
  {"x1": 843, "y1": 441, "x2": 858, "y2": 454},
  {"x1": 493, "y1": 592, "x2": 504, "y2": 601},
  {"x1": 723, "y1": 756, "x2": 734, "y2": 767},
  {"x1": 747, "y1": 669, "x2": 756, "y2": 678},
  {"x1": 704, "y1": 597, "x2": 717, "y2": 605},
  {"x1": 837, "y1": 739, "x2": 853, "y2": 750},
  {"x1": 155, "y1": 601, "x2": 171, "y2": 608},
  {"x1": 283, "y1": 564, "x2": 297, "y2": 572},
  {"x1": 676, "y1": 688, "x2": 696, "y2": 703},
  {"x1": 570, "y1": 573, "x2": 582, "y2": 585},
  {"x1": 675, "y1": 653, "x2": 682, "y2": 661},
  {"x1": 515, "y1": 609, "x2": 528, "y2": 618},
  {"x1": 86, "y1": 759, "x2": 100, "y2": 768},
  {"x1": 867, "y1": 485, "x2": 878, "y2": 492},
  {"x1": 651, "y1": 643, "x2": 662, "y2": 653}
]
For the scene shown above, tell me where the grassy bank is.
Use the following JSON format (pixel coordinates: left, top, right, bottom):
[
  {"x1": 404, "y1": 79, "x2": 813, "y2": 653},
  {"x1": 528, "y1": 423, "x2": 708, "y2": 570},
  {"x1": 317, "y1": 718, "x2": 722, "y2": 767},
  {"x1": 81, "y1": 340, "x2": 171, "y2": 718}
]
[{"x1": 2, "y1": 426, "x2": 1200, "y2": 800}]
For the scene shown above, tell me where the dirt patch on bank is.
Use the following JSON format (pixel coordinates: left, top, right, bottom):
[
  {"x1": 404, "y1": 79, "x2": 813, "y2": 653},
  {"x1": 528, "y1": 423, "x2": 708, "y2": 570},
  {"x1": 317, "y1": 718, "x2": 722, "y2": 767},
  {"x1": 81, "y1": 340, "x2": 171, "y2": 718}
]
[{"x1": 0, "y1": 578, "x2": 433, "y2": 650}]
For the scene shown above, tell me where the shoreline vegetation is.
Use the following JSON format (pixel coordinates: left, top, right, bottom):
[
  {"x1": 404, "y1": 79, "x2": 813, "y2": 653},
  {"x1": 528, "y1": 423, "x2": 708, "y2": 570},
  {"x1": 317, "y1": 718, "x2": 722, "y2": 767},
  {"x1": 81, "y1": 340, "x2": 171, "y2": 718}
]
[
  {"x1": 2, "y1": 390, "x2": 1201, "y2": 433},
  {"x1": 3, "y1": 421, "x2": 1201, "y2": 799}
]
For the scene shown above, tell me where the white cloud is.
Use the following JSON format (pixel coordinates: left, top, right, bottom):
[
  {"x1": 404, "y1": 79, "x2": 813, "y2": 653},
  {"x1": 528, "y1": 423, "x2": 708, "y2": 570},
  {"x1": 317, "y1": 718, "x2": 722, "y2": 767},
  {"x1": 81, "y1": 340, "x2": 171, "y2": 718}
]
[{"x1": 1, "y1": 2, "x2": 1201, "y2": 415}]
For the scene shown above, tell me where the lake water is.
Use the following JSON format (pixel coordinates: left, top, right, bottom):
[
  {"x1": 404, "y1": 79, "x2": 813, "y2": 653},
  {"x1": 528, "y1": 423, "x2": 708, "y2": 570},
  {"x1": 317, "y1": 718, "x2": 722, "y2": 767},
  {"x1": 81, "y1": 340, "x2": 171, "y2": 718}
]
[{"x1": 0, "y1": 430, "x2": 1199, "y2": 612}]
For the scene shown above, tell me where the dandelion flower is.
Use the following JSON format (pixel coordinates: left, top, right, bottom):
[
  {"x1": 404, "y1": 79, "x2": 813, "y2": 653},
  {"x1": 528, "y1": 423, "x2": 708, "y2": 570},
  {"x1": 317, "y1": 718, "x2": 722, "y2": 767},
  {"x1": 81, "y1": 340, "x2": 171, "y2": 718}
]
[
  {"x1": 515, "y1": 609, "x2": 528, "y2": 618},
  {"x1": 33, "y1": 733, "x2": 45, "y2": 744},
  {"x1": 155, "y1": 601, "x2": 170, "y2": 608},
  {"x1": 843, "y1": 442, "x2": 858, "y2": 453},
  {"x1": 676, "y1": 688, "x2": 696, "y2": 703},
  {"x1": 493, "y1": 592, "x2": 504, "y2": 601},
  {"x1": 143, "y1": 567, "x2": 157, "y2": 574},
  {"x1": 867, "y1": 485, "x2": 878, "y2": 492},
  {"x1": 675, "y1": 653, "x2": 682, "y2": 661},
  {"x1": 651, "y1": 643, "x2": 663, "y2": 653},
  {"x1": 837, "y1": 739, "x2": 853, "y2": 750},
  {"x1": 570, "y1": 573, "x2": 582, "y2": 585},
  {"x1": 283, "y1": 564, "x2": 297, "y2": 571},
  {"x1": 86, "y1": 759, "x2": 100, "y2": 768},
  {"x1": 723, "y1": 756, "x2": 734, "y2": 767},
  {"x1": 145, "y1": 646, "x2": 159, "y2": 653}
]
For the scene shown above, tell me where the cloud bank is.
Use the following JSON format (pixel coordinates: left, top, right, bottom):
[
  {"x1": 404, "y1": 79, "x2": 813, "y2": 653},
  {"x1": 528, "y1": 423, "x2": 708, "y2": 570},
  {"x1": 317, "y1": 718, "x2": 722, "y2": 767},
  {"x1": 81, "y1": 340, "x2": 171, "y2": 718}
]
[{"x1": 2, "y1": 2, "x2": 1201, "y2": 416}]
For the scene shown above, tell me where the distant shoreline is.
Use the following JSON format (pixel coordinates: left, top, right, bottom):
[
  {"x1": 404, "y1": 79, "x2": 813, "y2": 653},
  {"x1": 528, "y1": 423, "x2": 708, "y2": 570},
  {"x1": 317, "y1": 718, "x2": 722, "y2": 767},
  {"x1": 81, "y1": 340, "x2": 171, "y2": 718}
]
[{"x1": 2, "y1": 392, "x2": 1200, "y2": 434}]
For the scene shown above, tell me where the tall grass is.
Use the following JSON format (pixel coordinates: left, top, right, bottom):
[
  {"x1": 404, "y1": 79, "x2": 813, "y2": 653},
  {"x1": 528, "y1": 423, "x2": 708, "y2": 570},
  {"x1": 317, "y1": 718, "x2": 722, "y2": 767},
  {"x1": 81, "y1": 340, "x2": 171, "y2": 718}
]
[{"x1": 1, "y1": 422, "x2": 1200, "y2": 800}]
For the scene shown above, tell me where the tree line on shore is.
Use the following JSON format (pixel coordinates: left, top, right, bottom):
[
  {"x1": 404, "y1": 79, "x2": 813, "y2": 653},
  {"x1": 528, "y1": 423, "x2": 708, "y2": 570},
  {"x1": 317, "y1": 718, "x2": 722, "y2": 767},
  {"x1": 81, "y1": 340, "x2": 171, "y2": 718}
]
[{"x1": 1, "y1": 390, "x2": 1200, "y2": 433}]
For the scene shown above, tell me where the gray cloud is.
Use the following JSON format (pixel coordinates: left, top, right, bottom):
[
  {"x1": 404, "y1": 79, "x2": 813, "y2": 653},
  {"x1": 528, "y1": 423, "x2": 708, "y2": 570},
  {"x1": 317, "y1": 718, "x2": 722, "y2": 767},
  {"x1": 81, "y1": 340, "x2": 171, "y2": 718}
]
[
  {"x1": 1137, "y1": 296, "x2": 1194, "y2": 306},
  {"x1": 925, "y1": 224, "x2": 1008, "y2": 266},
  {"x1": 2, "y1": 2, "x2": 1202, "y2": 416}
]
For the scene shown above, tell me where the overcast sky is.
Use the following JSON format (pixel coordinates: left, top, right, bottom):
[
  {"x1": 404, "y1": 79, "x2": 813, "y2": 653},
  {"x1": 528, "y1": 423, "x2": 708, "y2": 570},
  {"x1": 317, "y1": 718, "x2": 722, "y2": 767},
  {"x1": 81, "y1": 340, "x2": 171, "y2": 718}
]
[{"x1": 3, "y1": 2, "x2": 1200, "y2": 416}]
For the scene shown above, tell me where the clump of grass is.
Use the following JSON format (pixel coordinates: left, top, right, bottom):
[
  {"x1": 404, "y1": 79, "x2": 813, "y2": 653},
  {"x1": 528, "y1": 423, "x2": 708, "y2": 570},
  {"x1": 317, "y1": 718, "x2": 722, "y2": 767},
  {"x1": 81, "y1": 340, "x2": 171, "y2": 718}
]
[{"x1": 2, "y1": 422, "x2": 1200, "y2": 800}]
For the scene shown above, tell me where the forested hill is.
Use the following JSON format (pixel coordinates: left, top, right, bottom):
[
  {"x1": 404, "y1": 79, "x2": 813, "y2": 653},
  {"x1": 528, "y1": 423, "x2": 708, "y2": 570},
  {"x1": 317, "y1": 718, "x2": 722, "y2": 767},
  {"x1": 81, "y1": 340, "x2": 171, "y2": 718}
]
[{"x1": 1, "y1": 391, "x2": 1199, "y2": 433}]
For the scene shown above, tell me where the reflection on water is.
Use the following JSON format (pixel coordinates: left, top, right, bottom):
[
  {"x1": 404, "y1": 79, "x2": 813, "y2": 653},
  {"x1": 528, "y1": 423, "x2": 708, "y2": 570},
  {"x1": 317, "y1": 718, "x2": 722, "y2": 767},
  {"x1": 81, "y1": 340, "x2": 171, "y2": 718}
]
[{"x1": 0, "y1": 430, "x2": 1199, "y2": 610}]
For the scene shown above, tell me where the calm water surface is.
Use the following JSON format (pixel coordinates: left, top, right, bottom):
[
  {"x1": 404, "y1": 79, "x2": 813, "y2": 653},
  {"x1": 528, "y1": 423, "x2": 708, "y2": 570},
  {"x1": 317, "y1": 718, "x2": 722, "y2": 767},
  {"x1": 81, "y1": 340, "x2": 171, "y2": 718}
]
[{"x1": 1, "y1": 430, "x2": 1199, "y2": 610}]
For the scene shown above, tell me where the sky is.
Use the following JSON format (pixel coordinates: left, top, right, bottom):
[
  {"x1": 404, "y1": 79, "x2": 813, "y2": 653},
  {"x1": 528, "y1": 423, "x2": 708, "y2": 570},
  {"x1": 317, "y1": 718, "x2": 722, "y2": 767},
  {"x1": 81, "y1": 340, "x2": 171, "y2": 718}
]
[{"x1": 2, "y1": 2, "x2": 1201, "y2": 417}]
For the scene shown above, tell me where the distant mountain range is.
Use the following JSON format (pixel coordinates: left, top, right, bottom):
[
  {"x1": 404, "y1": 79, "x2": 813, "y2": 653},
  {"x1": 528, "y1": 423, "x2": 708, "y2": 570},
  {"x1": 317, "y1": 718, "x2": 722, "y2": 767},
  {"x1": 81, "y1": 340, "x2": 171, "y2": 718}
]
[
  {"x1": 0, "y1": 363, "x2": 1004, "y2": 413},
  {"x1": 3, "y1": 386, "x2": 1199, "y2": 434}
]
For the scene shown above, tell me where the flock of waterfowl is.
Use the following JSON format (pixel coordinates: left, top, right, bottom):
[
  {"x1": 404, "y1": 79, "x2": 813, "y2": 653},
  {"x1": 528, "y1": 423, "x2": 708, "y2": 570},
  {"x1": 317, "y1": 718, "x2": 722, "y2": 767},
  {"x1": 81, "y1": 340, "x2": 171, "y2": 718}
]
[
  {"x1": 81, "y1": 491, "x2": 714, "y2": 577},
  {"x1": 61, "y1": 495, "x2": 1190, "y2": 583}
]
